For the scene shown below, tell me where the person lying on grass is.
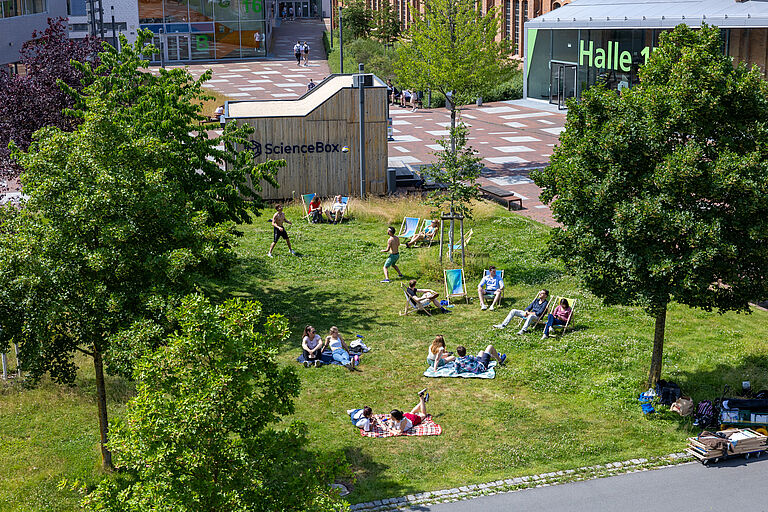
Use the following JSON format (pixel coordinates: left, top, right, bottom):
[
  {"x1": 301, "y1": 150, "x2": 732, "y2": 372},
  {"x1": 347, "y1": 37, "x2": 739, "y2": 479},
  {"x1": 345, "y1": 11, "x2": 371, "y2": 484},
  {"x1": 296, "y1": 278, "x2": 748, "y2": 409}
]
[
  {"x1": 454, "y1": 345, "x2": 506, "y2": 374},
  {"x1": 405, "y1": 219, "x2": 439, "y2": 248},
  {"x1": 542, "y1": 298, "x2": 572, "y2": 339},
  {"x1": 384, "y1": 389, "x2": 430, "y2": 436},
  {"x1": 347, "y1": 406, "x2": 378, "y2": 432},
  {"x1": 427, "y1": 335, "x2": 455, "y2": 370},
  {"x1": 406, "y1": 279, "x2": 449, "y2": 314},
  {"x1": 325, "y1": 326, "x2": 357, "y2": 370},
  {"x1": 301, "y1": 325, "x2": 325, "y2": 367}
]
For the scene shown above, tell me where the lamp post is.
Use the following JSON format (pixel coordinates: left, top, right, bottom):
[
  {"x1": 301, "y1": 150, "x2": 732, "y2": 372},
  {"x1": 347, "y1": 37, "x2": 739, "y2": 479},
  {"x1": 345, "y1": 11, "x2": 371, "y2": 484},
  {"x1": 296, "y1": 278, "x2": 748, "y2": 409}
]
[
  {"x1": 110, "y1": 6, "x2": 118, "y2": 50},
  {"x1": 338, "y1": 5, "x2": 343, "y2": 73}
]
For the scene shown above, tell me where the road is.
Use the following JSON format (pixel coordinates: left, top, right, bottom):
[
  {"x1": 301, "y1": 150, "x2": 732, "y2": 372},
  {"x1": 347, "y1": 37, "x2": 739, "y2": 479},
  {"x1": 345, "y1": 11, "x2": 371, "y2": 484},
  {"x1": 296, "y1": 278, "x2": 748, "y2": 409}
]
[{"x1": 416, "y1": 457, "x2": 768, "y2": 512}]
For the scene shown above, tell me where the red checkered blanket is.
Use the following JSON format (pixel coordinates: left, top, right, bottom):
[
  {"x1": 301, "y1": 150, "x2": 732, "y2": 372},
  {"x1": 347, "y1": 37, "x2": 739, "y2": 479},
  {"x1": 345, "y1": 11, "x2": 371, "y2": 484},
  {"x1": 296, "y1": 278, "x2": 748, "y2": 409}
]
[{"x1": 360, "y1": 414, "x2": 442, "y2": 437}]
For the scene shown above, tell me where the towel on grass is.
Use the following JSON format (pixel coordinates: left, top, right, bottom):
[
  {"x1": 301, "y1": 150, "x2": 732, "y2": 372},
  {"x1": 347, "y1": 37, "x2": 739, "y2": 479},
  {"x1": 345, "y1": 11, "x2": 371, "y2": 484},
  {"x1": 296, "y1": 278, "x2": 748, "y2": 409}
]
[
  {"x1": 296, "y1": 353, "x2": 340, "y2": 365},
  {"x1": 423, "y1": 360, "x2": 497, "y2": 379},
  {"x1": 360, "y1": 414, "x2": 442, "y2": 437}
]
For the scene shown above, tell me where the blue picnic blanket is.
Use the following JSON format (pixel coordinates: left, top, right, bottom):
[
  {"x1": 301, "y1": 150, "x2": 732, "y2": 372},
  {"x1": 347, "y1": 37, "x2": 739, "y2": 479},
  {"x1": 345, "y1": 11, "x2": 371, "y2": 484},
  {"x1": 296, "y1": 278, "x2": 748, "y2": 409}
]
[{"x1": 423, "y1": 360, "x2": 497, "y2": 379}]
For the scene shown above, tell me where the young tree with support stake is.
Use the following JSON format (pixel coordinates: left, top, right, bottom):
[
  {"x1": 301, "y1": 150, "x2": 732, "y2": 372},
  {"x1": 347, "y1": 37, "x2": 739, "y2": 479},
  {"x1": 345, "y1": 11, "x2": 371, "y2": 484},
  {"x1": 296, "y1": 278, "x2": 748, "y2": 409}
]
[
  {"x1": 534, "y1": 24, "x2": 768, "y2": 388},
  {"x1": 0, "y1": 32, "x2": 284, "y2": 470},
  {"x1": 395, "y1": 0, "x2": 513, "y2": 153}
]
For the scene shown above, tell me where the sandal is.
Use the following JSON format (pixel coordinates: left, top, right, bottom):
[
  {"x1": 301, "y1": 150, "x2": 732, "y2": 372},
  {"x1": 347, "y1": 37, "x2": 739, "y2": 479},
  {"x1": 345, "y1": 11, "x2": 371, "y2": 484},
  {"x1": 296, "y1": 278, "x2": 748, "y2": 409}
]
[{"x1": 418, "y1": 388, "x2": 428, "y2": 398}]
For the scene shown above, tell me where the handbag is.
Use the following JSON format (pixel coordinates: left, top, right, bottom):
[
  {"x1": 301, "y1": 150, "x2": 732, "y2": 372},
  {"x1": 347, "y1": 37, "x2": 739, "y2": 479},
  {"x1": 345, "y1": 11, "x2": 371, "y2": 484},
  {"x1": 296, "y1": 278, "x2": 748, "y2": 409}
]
[{"x1": 670, "y1": 396, "x2": 694, "y2": 416}]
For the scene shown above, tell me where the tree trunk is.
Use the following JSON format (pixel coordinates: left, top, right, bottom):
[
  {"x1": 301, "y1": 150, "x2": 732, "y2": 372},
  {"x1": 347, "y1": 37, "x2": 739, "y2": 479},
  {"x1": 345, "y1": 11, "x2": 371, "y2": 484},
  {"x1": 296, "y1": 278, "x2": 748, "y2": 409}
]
[
  {"x1": 449, "y1": 94, "x2": 456, "y2": 153},
  {"x1": 93, "y1": 349, "x2": 113, "y2": 470},
  {"x1": 647, "y1": 307, "x2": 667, "y2": 389}
]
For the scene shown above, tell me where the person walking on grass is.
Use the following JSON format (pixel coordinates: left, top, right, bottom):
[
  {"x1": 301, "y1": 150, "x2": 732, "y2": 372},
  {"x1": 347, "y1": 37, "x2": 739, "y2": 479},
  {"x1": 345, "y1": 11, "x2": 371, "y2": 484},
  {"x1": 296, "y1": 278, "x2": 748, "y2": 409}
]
[
  {"x1": 267, "y1": 204, "x2": 295, "y2": 257},
  {"x1": 381, "y1": 226, "x2": 403, "y2": 283},
  {"x1": 494, "y1": 289, "x2": 549, "y2": 334}
]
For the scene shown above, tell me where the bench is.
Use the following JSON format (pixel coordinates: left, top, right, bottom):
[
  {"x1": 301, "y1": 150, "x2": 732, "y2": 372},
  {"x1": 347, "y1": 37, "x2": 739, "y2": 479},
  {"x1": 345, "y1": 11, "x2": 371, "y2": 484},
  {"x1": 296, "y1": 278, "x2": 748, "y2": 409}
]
[{"x1": 479, "y1": 184, "x2": 523, "y2": 210}]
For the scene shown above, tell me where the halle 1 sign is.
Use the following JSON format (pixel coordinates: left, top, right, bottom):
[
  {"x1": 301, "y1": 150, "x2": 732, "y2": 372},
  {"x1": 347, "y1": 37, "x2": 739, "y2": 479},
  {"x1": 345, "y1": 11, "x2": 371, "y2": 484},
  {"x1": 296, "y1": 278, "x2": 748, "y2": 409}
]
[{"x1": 579, "y1": 40, "x2": 652, "y2": 72}]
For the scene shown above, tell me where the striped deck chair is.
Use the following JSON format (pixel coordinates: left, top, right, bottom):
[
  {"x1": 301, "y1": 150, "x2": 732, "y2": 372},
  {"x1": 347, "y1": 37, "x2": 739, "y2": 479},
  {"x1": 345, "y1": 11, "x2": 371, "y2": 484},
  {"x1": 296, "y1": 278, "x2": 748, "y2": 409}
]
[
  {"x1": 444, "y1": 268, "x2": 469, "y2": 304},
  {"x1": 398, "y1": 217, "x2": 420, "y2": 238},
  {"x1": 481, "y1": 269, "x2": 505, "y2": 302},
  {"x1": 547, "y1": 297, "x2": 576, "y2": 336},
  {"x1": 400, "y1": 284, "x2": 433, "y2": 316},
  {"x1": 451, "y1": 229, "x2": 473, "y2": 252},
  {"x1": 301, "y1": 193, "x2": 316, "y2": 223}
]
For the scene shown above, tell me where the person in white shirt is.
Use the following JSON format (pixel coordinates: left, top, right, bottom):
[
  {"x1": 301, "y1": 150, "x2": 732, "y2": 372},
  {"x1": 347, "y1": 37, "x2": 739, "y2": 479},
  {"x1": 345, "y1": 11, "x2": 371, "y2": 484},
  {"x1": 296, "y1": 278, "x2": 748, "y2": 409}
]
[
  {"x1": 253, "y1": 30, "x2": 261, "y2": 50},
  {"x1": 347, "y1": 406, "x2": 376, "y2": 431},
  {"x1": 478, "y1": 266, "x2": 504, "y2": 311}
]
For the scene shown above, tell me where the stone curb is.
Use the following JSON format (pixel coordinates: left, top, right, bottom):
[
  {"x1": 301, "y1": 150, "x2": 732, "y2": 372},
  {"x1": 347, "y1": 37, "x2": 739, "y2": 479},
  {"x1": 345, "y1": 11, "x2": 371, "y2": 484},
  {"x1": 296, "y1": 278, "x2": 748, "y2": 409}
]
[{"x1": 347, "y1": 452, "x2": 693, "y2": 511}]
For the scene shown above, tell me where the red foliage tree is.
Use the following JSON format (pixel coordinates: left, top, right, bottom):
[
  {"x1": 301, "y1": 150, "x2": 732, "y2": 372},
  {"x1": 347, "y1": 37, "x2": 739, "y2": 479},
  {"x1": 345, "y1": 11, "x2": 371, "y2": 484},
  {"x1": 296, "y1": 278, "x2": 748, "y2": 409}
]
[{"x1": 0, "y1": 18, "x2": 102, "y2": 182}]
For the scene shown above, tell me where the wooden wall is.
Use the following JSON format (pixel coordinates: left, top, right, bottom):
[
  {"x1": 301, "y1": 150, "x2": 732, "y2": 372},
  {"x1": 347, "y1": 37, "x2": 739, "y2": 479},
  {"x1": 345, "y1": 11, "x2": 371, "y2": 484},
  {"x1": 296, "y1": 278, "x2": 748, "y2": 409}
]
[
  {"x1": 729, "y1": 28, "x2": 768, "y2": 77},
  {"x1": 236, "y1": 86, "x2": 388, "y2": 200}
]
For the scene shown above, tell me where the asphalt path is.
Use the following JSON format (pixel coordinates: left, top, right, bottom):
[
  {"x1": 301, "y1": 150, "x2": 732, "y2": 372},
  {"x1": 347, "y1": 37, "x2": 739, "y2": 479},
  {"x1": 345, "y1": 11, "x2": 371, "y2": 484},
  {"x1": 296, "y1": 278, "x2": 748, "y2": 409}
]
[{"x1": 414, "y1": 457, "x2": 768, "y2": 512}]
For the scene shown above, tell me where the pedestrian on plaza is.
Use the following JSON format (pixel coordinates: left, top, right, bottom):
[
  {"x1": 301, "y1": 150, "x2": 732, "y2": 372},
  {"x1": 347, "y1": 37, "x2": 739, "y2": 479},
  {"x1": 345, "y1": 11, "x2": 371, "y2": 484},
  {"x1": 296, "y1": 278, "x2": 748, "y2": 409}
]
[
  {"x1": 302, "y1": 41, "x2": 310, "y2": 66},
  {"x1": 293, "y1": 40, "x2": 302, "y2": 66},
  {"x1": 253, "y1": 30, "x2": 261, "y2": 50},
  {"x1": 289, "y1": 5, "x2": 294, "y2": 19},
  {"x1": 281, "y1": 5, "x2": 286, "y2": 19},
  {"x1": 307, "y1": 78, "x2": 316, "y2": 92}
]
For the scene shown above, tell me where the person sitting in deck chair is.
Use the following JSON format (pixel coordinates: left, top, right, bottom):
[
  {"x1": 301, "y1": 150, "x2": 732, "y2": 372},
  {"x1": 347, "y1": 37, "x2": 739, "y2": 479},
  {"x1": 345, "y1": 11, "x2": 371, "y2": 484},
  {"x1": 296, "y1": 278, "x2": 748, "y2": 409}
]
[
  {"x1": 493, "y1": 289, "x2": 549, "y2": 334},
  {"x1": 307, "y1": 195, "x2": 323, "y2": 223},
  {"x1": 542, "y1": 298, "x2": 572, "y2": 339},
  {"x1": 453, "y1": 345, "x2": 506, "y2": 374},
  {"x1": 325, "y1": 195, "x2": 346, "y2": 224},
  {"x1": 406, "y1": 279, "x2": 448, "y2": 313},
  {"x1": 406, "y1": 219, "x2": 439, "y2": 248},
  {"x1": 477, "y1": 265, "x2": 504, "y2": 311}
]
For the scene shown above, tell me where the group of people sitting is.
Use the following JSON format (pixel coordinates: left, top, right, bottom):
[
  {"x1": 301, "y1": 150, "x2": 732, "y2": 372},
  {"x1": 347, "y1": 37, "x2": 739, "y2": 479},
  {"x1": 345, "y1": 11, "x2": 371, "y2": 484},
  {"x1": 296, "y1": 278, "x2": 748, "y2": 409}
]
[
  {"x1": 348, "y1": 388, "x2": 431, "y2": 435},
  {"x1": 427, "y1": 335, "x2": 506, "y2": 373},
  {"x1": 493, "y1": 289, "x2": 573, "y2": 339},
  {"x1": 302, "y1": 325, "x2": 360, "y2": 370},
  {"x1": 386, "y1": 80, "x2": 421, "y2": 112},
  {"x1": 307, "y1": 194, "x2": 346, "y2": 224}
]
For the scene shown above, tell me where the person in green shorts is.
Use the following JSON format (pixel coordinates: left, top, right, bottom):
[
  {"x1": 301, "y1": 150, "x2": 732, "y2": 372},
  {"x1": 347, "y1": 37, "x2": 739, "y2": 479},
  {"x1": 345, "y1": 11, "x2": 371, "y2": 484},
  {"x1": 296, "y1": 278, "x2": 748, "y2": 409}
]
[{"x1": 381, "y1": 226, "x2": 404, "y2": 283}]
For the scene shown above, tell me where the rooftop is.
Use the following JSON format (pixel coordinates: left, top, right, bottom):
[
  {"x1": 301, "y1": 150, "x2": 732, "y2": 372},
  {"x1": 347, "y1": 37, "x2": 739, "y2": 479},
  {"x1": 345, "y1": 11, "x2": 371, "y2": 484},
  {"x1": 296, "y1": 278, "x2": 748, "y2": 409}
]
[{"x1": 528, "y1": 0, "x2": 768, "y2": 29}]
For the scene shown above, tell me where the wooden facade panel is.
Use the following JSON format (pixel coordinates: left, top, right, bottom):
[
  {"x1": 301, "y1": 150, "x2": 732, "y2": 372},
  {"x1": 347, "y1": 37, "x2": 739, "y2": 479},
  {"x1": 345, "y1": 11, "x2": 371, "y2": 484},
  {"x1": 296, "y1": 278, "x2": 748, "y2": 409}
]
[{"x1": 235, "y1": 86, "x2": 388, "y2": 200}]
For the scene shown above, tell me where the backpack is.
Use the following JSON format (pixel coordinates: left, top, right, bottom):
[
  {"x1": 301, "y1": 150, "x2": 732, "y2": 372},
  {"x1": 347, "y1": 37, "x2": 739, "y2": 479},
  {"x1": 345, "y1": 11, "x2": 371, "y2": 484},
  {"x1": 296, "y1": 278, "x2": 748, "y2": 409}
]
[
  {"x1": 694, "y1": 400, "x2": 717, "y2": 427},
  {"x1": 656, "y1": 380, "x2": 682, "y2": 406}
]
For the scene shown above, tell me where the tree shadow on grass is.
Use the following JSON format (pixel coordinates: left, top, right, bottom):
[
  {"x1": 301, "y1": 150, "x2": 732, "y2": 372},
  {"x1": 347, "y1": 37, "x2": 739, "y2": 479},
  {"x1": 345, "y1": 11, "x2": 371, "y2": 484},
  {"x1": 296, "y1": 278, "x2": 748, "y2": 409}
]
[
  {"x1": 343, "y1": 446, "x2": 416, "y2": 505},
  {"x1": 206, "y1": 280, "x2": 396, "y2": 351}
]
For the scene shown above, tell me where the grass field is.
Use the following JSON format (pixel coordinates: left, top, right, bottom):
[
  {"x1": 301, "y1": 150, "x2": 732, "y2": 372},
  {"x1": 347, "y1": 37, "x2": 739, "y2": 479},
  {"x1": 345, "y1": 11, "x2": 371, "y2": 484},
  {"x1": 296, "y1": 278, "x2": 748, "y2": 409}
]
[{"x1": 2, "y1": 196, "x2": 768, "y2": 510}]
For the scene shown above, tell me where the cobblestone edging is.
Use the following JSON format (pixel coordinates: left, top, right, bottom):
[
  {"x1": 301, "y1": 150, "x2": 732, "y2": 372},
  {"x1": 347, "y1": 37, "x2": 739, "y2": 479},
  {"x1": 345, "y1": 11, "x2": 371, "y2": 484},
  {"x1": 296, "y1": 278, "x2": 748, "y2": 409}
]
[{"x1": 348, "y1": 452, "x2": 693, "y2": 511}]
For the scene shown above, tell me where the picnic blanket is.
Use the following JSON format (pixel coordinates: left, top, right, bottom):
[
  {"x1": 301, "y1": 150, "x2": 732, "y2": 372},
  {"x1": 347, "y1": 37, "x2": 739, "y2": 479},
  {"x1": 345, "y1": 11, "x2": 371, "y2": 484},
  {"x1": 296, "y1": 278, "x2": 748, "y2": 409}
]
[
  {"x1": 423, "y1": 361, "x2": 497, "y2": 379},
  {"x1": 296, "y1": 353, "x2": 341, "y2": 366},
  {"x1": 360, "y1": 414, "x2": 442, "y2": 437}
]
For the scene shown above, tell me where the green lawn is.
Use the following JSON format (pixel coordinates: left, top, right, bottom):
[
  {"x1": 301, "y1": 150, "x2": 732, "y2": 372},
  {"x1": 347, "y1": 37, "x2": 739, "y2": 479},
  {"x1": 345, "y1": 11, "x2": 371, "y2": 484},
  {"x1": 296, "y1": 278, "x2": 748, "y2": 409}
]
[{"x1": 2, "y1": 196, "x2": 768, "y2": 509}]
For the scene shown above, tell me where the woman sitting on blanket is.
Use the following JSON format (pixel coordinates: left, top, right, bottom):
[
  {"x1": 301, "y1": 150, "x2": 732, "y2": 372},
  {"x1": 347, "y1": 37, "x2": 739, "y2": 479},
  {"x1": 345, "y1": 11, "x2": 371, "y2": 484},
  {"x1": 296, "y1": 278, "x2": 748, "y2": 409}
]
[
  {"x1": 325, "y1": 326, "x2": 357, "y2": 370},
  {"x1": 427, "y1": 335, "x2": 455, "y2": 370},
  {"x1": 406, "y1": 219, "x2": 439, "y2": 248},
  {"x1": 385, "y1": 389, "x2": 430, "y2": 436},
  {"x1": 301, "y1": 325, "x2": 325, "y2": 368}
]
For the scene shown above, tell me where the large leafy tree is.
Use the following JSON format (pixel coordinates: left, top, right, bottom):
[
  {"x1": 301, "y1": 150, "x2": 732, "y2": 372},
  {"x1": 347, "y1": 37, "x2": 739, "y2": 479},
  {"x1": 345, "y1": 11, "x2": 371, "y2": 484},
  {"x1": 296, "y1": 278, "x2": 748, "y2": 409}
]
[
  {"x1": 534, "y1": 24, "x2": 768, "y2": 387},
  {"x1": 0, "y1": 32, "x2": 282, "y2": 469},
  {"x1": 342, "y1": 0, "x2": 373, "y2": 40},
  {"x1": 395, "y1": 0, "x2": 513, "y2": 151},
  {"x1": 374, "y1": 2, "x2": 400, "y2": 45},
  {"x1": 83, "y1": 295, "x2": 348, "y2": 512},
  {"x1": 0, "y1": 18, "x2": 101, "y2": 180}
]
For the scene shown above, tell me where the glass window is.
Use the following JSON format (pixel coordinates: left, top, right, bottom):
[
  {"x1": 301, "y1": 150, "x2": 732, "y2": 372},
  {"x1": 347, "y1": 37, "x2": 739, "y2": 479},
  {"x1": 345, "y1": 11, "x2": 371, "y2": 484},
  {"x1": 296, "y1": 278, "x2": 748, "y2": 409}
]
[
  {"x1": 240, "y1": 20, "x2": 266, "y2": 57},
  {"x1": 240, "y1": 0, "x2": 264, "y2": 20},
  {"x1": 68, "y1": 0, "x2": 85, "y2": 15},
  {"x1": 191, "y1": 32, "x2": 215, "y2": 59},
  {"x1": 213, "y1": 0, "x2": 238, "y2": 21},
  {"x1": 214, "y1": 21, "x2": 240, "y2": 58},
  {"x1": 188, "y1": 0, "x2": 212, "y2": 22},
  {"x1": 163, "y1": 0, "x2": 188, "y2": 22},
  {"x1": 139, "y1": 0, "x2": 164, "y2": 24}
]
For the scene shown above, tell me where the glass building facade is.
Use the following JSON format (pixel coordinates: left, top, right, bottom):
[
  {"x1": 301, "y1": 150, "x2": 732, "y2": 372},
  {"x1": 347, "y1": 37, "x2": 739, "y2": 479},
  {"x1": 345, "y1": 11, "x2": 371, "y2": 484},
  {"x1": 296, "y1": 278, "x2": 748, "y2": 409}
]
[
  {"x1": 1, "y1": 0, "x2": 47, "y2": 18},
  {"x1": 139, "y1": 0, "x2": 272, "y2": 61}
]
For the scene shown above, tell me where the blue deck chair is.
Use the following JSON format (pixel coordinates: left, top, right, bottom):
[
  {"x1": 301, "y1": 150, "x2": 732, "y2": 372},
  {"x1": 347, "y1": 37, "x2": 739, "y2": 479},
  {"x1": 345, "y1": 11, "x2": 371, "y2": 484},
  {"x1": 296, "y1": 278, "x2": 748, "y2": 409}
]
[
  {"x1": 301, "y1": 193, "x2": 316, "y2": 223},
  {"x1": 481, "y1": 269, "x2": 505, "y2": 302},
  {"x1": 444, "y1": 268, "x2": 469, "y2": 304},
  {"x1": 398, "y1": 217, "x2": 420, "y2": 238},
  {"x1": 451, "y1": 229, "x2": 473, "y2": 252}
]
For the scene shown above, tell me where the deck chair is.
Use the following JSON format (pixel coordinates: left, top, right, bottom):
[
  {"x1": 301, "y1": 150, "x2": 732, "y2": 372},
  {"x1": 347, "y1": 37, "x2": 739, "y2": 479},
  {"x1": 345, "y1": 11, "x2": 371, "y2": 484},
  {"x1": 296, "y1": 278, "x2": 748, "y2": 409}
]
[
  {"x1": 400, "y1": 284, "x2": 433, "y2": 316},
  {"x1": 547, "y1": 297, "x2": 576, "y2": 336},
  {"x1": 398, "y1": 217, "x2": 420, "y2": 238},
  {"x1": 481, "y1": 269, "x2": 505, "y2": 302},
  {"x1": 451, "y1": 229, "x2": 473, "y2": 252},
  {"x1": 444, "y1": 268, "x2": 469, "y2": 304},
  {"x1": 301, "y1": 193, "x2": 316, "y2": 223},
  {"x1": 411, "y1": 219, "x2": 438, "y2": 247}
]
